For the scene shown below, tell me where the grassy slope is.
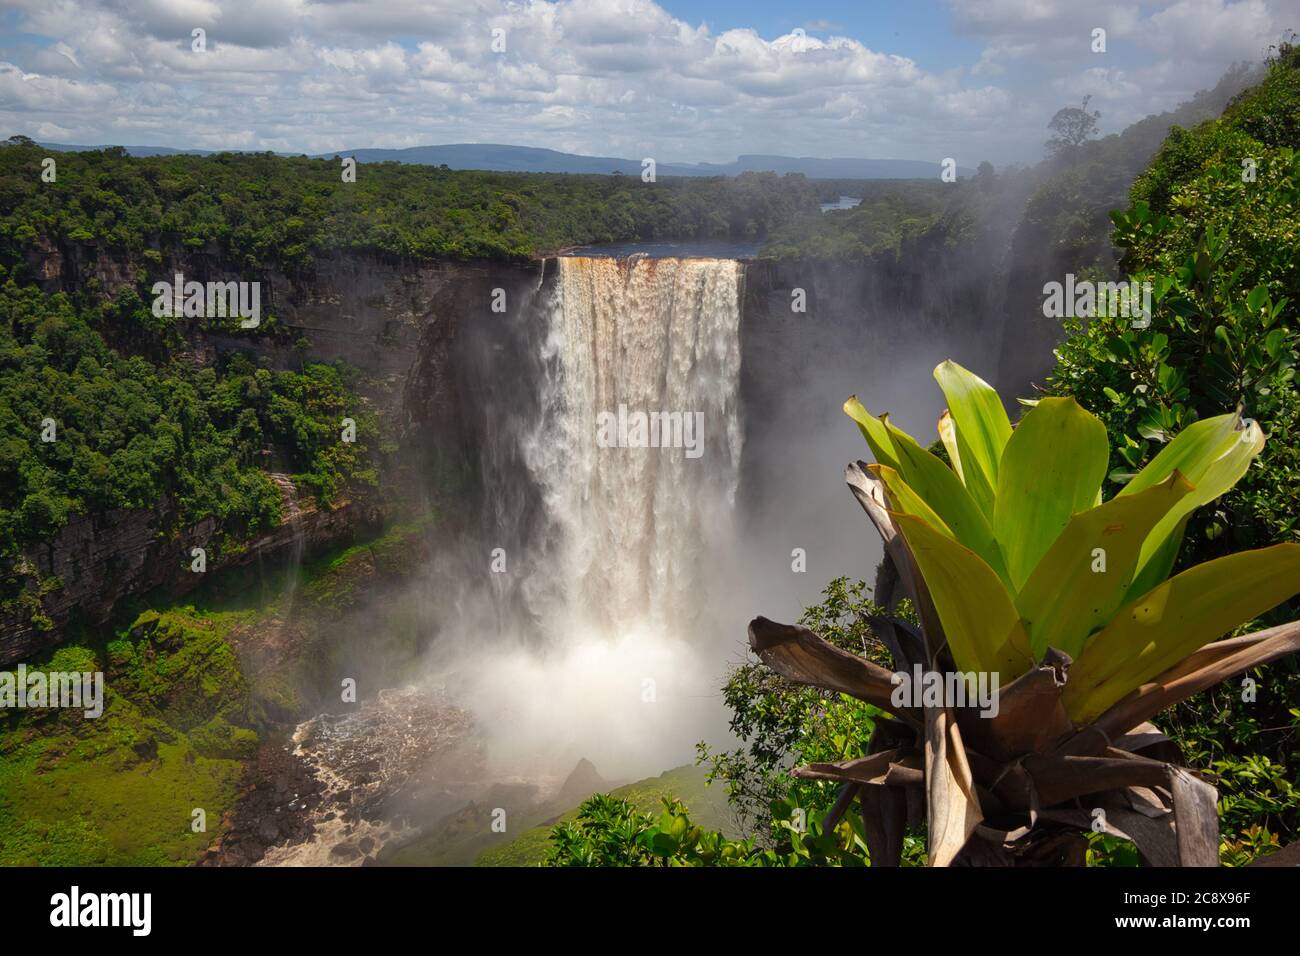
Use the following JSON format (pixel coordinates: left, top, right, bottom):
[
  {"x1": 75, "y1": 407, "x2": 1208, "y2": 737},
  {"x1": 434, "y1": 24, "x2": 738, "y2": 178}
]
[
  {"x1": 472, "y1": 765, "x2": 733, "y2": 867},
  {"x1": 0, "y1": 518, "x2": 430, "y2": 865},
  {"x1": 0, "y1": 614, "x2": 249, "y2": 865}
]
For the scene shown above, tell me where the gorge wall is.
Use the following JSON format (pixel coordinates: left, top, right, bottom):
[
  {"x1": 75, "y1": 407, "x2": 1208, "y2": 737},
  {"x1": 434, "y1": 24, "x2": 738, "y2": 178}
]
[
  {"x1": 734, "y1": 252, "x2": 1030, "y2": 611},
  {"x1": 4, "y1": 239, "x2": 1054, "y2": 666},
  {"x1": 3, "y1": 239, "x2": 543, "y2": 665}
]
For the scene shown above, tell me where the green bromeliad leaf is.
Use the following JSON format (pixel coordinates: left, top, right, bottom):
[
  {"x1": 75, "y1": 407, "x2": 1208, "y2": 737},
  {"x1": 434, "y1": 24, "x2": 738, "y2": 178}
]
[
  {"x1": 844, "y1": 396, "x2": 900, "y2": 471},
  {"x1": 872, "y1": 464, "x2": 951, "y2": 534},
  {"x1": 1064, "y1": 542, "x2": 1300, "y2": 723},
  {"x1": 1121, "y1": 413, "x2": 1247, "y2": 496},
  {"x1": 994, "y1": 397, "x2": 1109, "y2": 590},
  {"x1": 1014, "y1": 472, "x2": 1194, "y2": 660},
  {"x1": 883, "y1": 420, "x2": 1010, "y2": 582},
  {"x1": 1122, "y1": 514, "x2": 1190, "y2": 608},
  {"x1": 938, "y1": 408, "x2": 998, "y2": 520},
  {"x1": 1120, "y1": 413, "x2": 1266, "y2": 601},
  {"x1": 933, "y1": 360, "x2": 1010, "y2": 519},
  {"x1": 873, "y1": 463, "x2": 1010, "y2": 587},
  {"x1": 848, "y1": 365, "x2": 1284, "y2": 710},
  {"x1": 844, "y1": 396, "x2": 1007, "y2": 583},
  {"x1": 892, "y1": 511, "x2": 1032, "y2": 679},
  {"x1": 937, "y1": 409, "x2": 962, "y2": 482}
]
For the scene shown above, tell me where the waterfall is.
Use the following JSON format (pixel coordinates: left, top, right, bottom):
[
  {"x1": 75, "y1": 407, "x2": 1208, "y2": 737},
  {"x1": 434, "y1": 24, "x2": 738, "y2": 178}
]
[
  {"x1": 518, "y1": 255, "x2": 745, "y2": 643},
  {"x1": 268, "y1": 472, "x2": 306, "y2": 615},
  {"x1": 262, "y1": 255, "x2": 749, "y2": 866}
]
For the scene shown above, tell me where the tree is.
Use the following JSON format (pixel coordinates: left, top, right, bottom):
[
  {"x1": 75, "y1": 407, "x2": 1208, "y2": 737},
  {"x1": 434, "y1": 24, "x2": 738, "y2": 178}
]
[{"x1": 1046, "y1": 95, "x2": 1101, "y2": 156}]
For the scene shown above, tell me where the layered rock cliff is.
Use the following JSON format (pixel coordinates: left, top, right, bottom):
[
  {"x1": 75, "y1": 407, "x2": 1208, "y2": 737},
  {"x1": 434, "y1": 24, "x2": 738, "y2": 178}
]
[
  {"x1": 3, "y1": 239, "x2": 544, "y2": 665},
  {"x1": 4, "y1": 240, "x2": 1053, "y2": 666}
]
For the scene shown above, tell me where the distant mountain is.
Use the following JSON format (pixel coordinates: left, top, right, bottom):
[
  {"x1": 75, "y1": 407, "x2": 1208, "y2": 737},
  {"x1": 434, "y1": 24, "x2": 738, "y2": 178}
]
[
  {"x1": 318, "y1": 144, "x2": 966, "y2": 178},
  {"x1": 35, "y1": 142, "x2": 206, "y2": 157},
  {"x1": 326, "y1": 143, "x2": 652, "y2": 174},
  {"x1": 26, "y1": 139, "x2": 965, "y2": 179}
]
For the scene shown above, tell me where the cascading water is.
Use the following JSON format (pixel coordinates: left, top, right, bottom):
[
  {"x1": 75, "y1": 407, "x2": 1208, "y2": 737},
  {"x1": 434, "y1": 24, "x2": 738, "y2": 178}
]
[
  {"x1": 519, "y1": 255, "x2": 745, "y2": 640},
  {"x1": 263, "y1": 253, "x2": 749, "y2": 865},
  {"x1": 442, "y1": 254, "x2": 748, "y2": 782}
]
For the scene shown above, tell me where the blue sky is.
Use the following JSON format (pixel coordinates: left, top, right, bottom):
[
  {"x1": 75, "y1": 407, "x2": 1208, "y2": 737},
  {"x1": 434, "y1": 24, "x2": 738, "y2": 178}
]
[
  {"x1": 658, "y1": 0, "x2": 987, "y2": 70},
  {"x1": 0, "y1": 0, "x2": 1293, "y2": 165}
]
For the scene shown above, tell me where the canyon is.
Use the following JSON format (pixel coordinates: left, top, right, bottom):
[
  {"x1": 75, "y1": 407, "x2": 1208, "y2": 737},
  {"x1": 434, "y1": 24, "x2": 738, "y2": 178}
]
[
  {"x1": 0, "y1": 231, "x2": 1066, "y2": 868},
  {"x1": 4, "y1": 234, "x2": 1045, "y2": 668}
]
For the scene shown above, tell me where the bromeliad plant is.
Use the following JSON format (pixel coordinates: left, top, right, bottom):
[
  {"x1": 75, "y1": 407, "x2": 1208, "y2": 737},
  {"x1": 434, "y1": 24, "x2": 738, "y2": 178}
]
[{"x1": 748, "y1": 360, "x2": 1300, "y2": 866}]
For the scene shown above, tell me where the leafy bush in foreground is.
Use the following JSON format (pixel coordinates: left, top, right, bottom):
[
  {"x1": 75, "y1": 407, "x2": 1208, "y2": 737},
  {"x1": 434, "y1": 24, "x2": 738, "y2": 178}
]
[
  {"x1": 738, "y1": 361, "x2": 1299, "y2": 866},
  {"x1": 545, "y1": 794, "x2": 873, "y2": 867}
]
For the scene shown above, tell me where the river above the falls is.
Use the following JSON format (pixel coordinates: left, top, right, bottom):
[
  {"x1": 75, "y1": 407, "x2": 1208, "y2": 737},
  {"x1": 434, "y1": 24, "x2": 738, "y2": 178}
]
[{"x1": 563, "y1": 239, "x2": 762, "y2": 259}]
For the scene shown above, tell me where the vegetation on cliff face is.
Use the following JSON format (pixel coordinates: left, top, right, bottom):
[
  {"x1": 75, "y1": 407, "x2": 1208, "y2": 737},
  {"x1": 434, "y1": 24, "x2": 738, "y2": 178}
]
[
  {"x1": 0, "y1": 140, "x2": 823, "y2": 634},
  {"x1": 0, "y1": 276, "x2": 382, "y2": 626},
  {"x1": 1050, "y1": 45, "x2": 1300, "y2": 570},
  {"x1": 0, "y1": 143, "x2": 820, "y2": 269},
  {"x1": 1046, "y1": 43, "x2": 1300, "y2": 863},
  {"x1": 0, "y1": 611, "x2": 250, "y2": 865},
  {"x1": 0, "y1": 278, "x2": 379, "y2": 530},
  {"x1": 0, "y1": 518, "x2": 432, "y2": 866}
]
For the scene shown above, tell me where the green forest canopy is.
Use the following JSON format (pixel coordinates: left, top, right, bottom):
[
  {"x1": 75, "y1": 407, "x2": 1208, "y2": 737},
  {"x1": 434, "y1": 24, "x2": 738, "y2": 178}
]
[{"x1": 0, "y1": 144, "x2": 821, "y2": 268}]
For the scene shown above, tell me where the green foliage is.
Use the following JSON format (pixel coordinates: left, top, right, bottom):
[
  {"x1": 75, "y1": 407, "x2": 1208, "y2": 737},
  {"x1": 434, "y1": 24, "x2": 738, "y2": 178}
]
[
  {"x1": 544, "y1": 794, "x2": 875, "y2": 867},
  {"x1": 1086, "y1": 832, "x2": 1141, "y2": 867},
  {"x1": 697, "y1": 577, "x2": 927, "y2": 865},
  {"x1": 0, "y1": 278, "x2": 380, "y2": 619},
  {"x1": 850, "y1": 362, "x2": 1293, "y2": 723},
  {"x1": 0, "y1": 520, "x2": 439, "y2": 866},
  {"x1": 545, "y1": 794, "x2": 758, "y2": 867},
  {"x1": 1050, "y1": 47, "x2": 1300, "y2": 572},
  {"x1": 698, "y1": 578, "x2": 888, "y2": 831},
  {"x1": 0, "y1": 609, "x2": 253, "y2": 865},
  {"x1": 761, "y1": 179, "x2": 948, "y2": 259},
  {"x1": 1157, "y1": 657, "x2": 1300, "y2": 865},
  {"x1": 463, "y1": 764, "x2": 731, "y2": 867},
  {"x1": 1047, "y1": 43, "x2": 1300, "y2": 860},
  {"x1": 106, "y1": 609, "x2": 248, "y2": 730},
  {"x1": 1046, "y1": 95, "x2": 1102, "y2": 157},
  {"x1": 0, "y1": 145, "x2": 819, "y2": 268},
  {"x1": 994, "y1": 60, "x2": 1265, "y2": 375}
]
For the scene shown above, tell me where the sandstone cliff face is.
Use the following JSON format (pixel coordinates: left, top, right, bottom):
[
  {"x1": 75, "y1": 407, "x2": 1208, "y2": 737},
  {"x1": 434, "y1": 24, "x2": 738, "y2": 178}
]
[
  {"x1": 737, "y1": 253, "x2": 1011, "y2": 475},
  {"x1": 7, "y1": 240, "x2": 1056, "y2": 667},
  {"x1": 5, "y1": 239, "x2": 544, "y2": 665},
  {"x1": 0, "y1": 493, "x2": 378, "y2": 666},
  {"x1": 32, "y1": 240, "x2": 542, "y2": 423}
]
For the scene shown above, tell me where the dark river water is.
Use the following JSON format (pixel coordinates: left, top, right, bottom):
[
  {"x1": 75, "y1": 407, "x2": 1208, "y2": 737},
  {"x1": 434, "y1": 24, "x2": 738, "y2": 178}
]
[
  {"x1": 563, "y1": 239, "x2": 762, "y2": 259},
  {"x1": 819, "y1": 196, "x2": 863, "y2": 211}
]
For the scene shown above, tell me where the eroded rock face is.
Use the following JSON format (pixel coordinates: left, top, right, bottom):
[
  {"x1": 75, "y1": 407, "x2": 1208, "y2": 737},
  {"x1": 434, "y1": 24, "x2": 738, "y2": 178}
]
[
  {"x1": 0, "y1": 490, "x2": 380, "y2": 667},
  {"x1": 31, "y1": 241, "x2": 544, "y2": 424},
  {"x1": 9, "y1": 240, "x2": 1062, "y2": 668},
  {"x1": 5, "y1": 240, "x2": 545, "y2": 665}
]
